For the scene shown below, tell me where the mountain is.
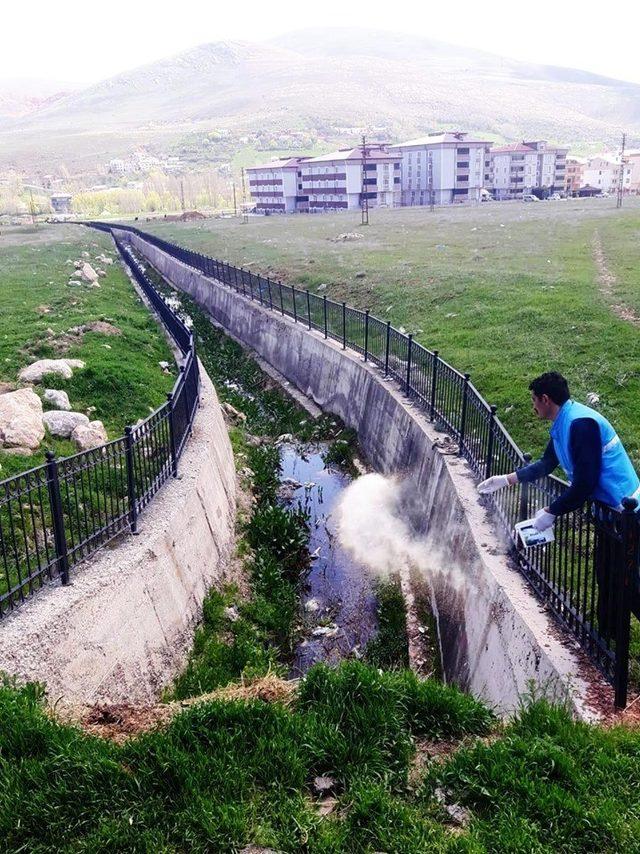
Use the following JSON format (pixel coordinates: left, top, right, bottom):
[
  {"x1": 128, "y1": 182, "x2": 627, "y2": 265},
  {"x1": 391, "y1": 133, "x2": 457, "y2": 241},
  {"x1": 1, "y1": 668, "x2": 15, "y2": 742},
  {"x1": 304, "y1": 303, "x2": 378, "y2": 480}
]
[
  {"x1": 0, "y1": 77, "x2": 80, "y2": 121},
  {"x1": 1, "y1": 29, "x2": 638, "y2": 172}
]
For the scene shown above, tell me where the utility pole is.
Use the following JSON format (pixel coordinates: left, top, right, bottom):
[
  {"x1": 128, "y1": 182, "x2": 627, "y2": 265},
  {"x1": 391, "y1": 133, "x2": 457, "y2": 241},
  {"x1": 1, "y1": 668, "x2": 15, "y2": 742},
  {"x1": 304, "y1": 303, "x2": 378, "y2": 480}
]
[
  {"x1": 232, "y1": 181, "x2": 238, "y2": 217},
  {"x1": 180, "y1": 178, "x2": 186, "y2": 212},
  {"x1": 241, "y1": 168, "x2": 248, "y2": 224},
  {"x1": 360, "y1": 135, "x2": 369, "y2": 226},
  {"x1": 617, "y1": 132, "x2": 627, "y2": 209}
]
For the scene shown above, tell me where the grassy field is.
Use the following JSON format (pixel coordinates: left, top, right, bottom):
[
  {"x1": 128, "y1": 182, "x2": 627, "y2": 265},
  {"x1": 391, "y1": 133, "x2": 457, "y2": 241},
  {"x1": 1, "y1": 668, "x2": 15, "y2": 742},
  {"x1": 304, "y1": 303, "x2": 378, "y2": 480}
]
[
  {"x1": 139, "y1": 198, "x2": 640, "y2": 464},
  {"x1": 0, "y1": 224, "x2": 174, "y2": 478}
]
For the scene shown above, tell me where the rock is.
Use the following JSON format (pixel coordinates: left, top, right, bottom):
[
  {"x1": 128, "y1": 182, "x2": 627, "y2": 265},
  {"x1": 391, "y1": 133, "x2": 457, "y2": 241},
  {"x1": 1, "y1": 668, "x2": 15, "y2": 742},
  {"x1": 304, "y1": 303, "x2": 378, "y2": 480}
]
[
  {"x1": 223, "y1": 606, "x2": 240, "y2": 622},
  {"x1": 71, "y1": 420, "x2": 108, "y2": 451},
  {"x1": 434, "y1": 788, "x2": 472, "y2": 827},
  {"x1": 158, "y1": 361, "x2": 170, "y2": 370},
  {"x1": 586, "y1": 392, "x2": 600, "y2": 406},
  {"x1": 68, "y1": 280, "x2": 83, "y2": 287},
  {"x1": 304, "y1": 598, "x2": 321, "y2": 613},
  {"x1": 313, "y1": 775, "x2": 336, "y2": 793},
  {"x1": 317, "y1": 283, "x2": 327, "y2": 291},
  {"x1": 36, "y1": 305, "x2": 51, "y2": 314},
  {"x1": 97, "y1": 269, "x2": 107, "y2": 277},
  {"x1": 276, "y1": 433, "x2": 294, "y2": 444},
  {"x1": 354, "y1": 271, "x2": 367, "y2": 279},
  {"x1": 0, "y1": 388, "x2": 45, "y2": 450},
  {"x1": 80, "y1": 263, "x2": 98, "y2": 283},
  {"x1": 44, "y1": 389, "x2": 71, "y2": 410},
  {"x1": 74, "y1": 260, "x2": 83, "y2": 268},
  {"x1": 0, "y1": 382, "x2": 15, "y2": 395},
  {"x1": 43, "y1": 410, "x2": 90, "y2": 438},
  {"x1": 81, "y1": 251, "x2": 89, "y2": 258},
  {"x1": 19, "y1": 358, "x2": 85, "y2": 383},
  {"x1": 221, "y1": 402, "x2": 247, "y2": 423},
  {"x1": 332, "y1": 232, "x2": 363, "y2": 242}
]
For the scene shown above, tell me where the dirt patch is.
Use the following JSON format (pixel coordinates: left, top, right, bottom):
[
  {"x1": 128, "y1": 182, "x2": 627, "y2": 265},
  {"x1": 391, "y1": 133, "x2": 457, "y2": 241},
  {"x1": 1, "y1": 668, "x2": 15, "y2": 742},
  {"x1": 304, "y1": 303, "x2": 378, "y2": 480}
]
[
  {"x1": 592, "y1": 230, "x2": 640, "y2": 326},
  {"x1": 63, "y1": 674, "x2": 298, "y2": 744}
]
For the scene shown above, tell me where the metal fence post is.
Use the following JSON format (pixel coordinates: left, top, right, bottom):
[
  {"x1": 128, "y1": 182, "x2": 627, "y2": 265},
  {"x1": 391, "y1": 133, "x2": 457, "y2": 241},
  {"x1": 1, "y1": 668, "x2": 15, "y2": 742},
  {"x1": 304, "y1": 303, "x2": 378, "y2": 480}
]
[
  {"x1": 485, "y1": 405, "x2": 498, "y2": 479},
  {"x1": 124, "y1": 428, "x2": 139, "y2": 533},
  {"x1": 306, "y1": 290, "x2": 312, "y2": 329},
  {"x1": 166, "y1": 393, "x2": 178, "y2": 477},
  {"x1": 364, "y1": 310, "x2": 370, "y2": 362},
  {"x1": 267, "y1": 277, "x2": 273, "y2": 310},
  {"x1": 234, "y1": 266, "x2": 240, "y2": 291},
  {"x1": 384, "y1": 320, "x2": 391, "y2": 376},
  {"x1": 519, "y1": 452, "x2": 532, "y2": 520},
  {"x1": 258, "y1": 276, "x2": 264, "y2": 306},
  {"x1": 292, "y1": 286, "x2": 298, "y2": 323},
  {"x1": 430, "y1": 350, "x2": 439, "y2": 420},
  {"x1": 249, "y1": 273, "x2": 255, "y2": 301},
  {"x1": 45, "y1": 451, "x2": 70, "y2": 584},
  {"x1": 614, "y1": 497, "x2": 638, "y2": 708},
  {"x1": 342, "y1": 302, "x2": 346, "y2": 350},
  {"x1": 240, "y1": 268, "x2": 247, "y2": 297},
  {"x1": 323, "y1": 295, "x2": 328, "y2": 339},
  {"x1": 405, "y1": 334, "x2": 413, "y2": 393},
  {"x1": 280, "y1": 282, "x2": 285, "y2": 316},
  {"x1": 459, "y1": 373, "x2": 470, "y2": 455}
]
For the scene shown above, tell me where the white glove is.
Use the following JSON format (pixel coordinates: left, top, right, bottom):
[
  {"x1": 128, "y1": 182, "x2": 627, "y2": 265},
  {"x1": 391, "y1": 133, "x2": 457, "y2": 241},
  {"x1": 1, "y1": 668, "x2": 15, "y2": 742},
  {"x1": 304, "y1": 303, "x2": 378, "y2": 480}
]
[
  {"x1": 533, "y1": 508, "x2": 555, "y2": 531},
  {"x1": 477, "y1": 474, "x2": 511, "y2": 495}
]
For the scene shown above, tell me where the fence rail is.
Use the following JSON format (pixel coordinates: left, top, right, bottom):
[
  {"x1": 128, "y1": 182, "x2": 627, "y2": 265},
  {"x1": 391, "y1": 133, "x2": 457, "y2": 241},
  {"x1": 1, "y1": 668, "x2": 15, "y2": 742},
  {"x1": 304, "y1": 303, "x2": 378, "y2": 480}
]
[
  {"x1": 0, "y1": 229, "x2": 200, "y2": 619},
  {"x1": 93, "y1": 220, "x2": 639, "y2": 708}
]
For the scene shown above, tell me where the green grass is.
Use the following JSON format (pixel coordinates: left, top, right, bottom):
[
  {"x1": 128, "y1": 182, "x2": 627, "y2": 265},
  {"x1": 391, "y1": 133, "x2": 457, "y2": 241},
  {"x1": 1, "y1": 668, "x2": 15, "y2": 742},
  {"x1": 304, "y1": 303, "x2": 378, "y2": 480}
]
[
  {"x1": 140, "y1": 198, "x2": 640, "y2": 464},
  {"x1": 6, "y1": 672, "x2": 640, "y2": 852},
  {"x1": 0, "y1": 224, "x2": 173, "y2": 479},
  {"x1": 365, "y1": 578, "x2": 410, "y2": 670}
]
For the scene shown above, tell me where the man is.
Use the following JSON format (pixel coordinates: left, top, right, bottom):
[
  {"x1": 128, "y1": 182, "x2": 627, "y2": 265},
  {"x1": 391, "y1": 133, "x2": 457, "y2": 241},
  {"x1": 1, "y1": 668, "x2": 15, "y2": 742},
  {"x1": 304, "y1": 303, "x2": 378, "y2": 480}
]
[{"x1": 477, "y1": 371, "x2": 640, "y2": 637}]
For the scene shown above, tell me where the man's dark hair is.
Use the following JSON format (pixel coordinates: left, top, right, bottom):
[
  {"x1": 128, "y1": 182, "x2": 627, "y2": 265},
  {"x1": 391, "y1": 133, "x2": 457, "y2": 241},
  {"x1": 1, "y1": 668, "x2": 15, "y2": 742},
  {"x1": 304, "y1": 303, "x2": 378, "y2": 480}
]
[{"x1": 528, "y1": 372, "x2": 570, "y2": 405}]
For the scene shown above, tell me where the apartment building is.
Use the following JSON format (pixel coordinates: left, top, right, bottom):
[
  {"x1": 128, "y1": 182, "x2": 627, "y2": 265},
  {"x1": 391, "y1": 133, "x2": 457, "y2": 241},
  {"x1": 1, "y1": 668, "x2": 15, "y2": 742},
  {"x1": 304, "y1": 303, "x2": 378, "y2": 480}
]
[
  {"x1": 565, "y1": 157, "x2": 587, "y2": 195},
  {"x1": 582, "y1": 154, "x2": 637, "y2": 195},
  {"x1": 298, "y1": 145, "x2": 401, "y2": 211},
  {"x1": 246, "y1": 157, "x2": 309, "y2": 213},
  {"x1": 489, "y1": 140, "x2": 568, "y2": 198},
  {"x1": 390, "y1": 132, "x2": 491, "y2": 205}
]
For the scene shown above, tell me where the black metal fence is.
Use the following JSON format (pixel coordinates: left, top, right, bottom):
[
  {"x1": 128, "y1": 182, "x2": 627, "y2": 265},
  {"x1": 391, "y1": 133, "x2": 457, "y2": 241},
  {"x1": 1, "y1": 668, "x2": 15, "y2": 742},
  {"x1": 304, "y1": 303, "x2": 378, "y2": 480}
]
[
  {"x1": 0, "y1": 231, "x2": 200, "y2": 619},
  {"x1": 98, "y1": 220, "x2": 639, "y2": 708}
]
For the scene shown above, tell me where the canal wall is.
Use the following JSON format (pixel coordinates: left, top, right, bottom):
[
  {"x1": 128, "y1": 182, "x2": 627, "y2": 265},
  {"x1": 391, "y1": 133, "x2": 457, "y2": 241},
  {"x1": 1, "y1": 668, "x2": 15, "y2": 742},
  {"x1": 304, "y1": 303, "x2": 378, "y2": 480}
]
[{"x1": 127, "y1": 231, "x2": 605, "y2": 720}]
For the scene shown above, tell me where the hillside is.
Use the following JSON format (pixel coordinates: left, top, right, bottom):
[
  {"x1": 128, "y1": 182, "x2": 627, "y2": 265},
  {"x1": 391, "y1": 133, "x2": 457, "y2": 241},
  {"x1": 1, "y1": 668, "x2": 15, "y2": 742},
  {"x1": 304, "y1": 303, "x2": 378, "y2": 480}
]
[{"x1": 1, "y1": 28, "x2": 639, "y2": 171}]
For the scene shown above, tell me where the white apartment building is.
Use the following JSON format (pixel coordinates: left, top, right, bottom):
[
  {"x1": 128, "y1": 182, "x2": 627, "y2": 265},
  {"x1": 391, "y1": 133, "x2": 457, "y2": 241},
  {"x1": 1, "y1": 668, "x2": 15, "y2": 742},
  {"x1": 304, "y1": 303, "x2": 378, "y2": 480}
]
[
  {"x1": 582, "y1": 154, "x2": 636, "y2": 195},
  {"x1": 246, "y1": 157, "x2": 309, "y2": 213},
  {"x1": 390, "y1": 132, "x2": 491, "y2": 205},
  {"x1": 489, "y1": 141, "x2": 568, "y2": 198},
  {"x1": 298, "y1": 145, "x2": 401, "y2": 211}
]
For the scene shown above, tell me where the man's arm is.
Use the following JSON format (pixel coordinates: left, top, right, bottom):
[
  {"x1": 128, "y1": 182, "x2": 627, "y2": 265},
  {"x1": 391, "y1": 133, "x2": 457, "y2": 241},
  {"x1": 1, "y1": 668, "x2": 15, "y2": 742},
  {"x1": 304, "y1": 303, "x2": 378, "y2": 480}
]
[
  {"x1": 477, "y1": 440, "x2": 558, "y2": 494},
  {"x1": 515, "y1": 440, "x2": 559, "y2": 484},
  {"x1": 548, "y1": 418, "x2": 601, "y2": 516}
]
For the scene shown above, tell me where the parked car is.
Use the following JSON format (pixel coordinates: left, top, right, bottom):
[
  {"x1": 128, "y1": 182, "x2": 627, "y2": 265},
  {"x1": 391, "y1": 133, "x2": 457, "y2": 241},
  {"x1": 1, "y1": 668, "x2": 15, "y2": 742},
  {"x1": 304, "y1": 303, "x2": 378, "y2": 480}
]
[{"x1": 522, "y1": 194, "x2": 539, "y2": 202}]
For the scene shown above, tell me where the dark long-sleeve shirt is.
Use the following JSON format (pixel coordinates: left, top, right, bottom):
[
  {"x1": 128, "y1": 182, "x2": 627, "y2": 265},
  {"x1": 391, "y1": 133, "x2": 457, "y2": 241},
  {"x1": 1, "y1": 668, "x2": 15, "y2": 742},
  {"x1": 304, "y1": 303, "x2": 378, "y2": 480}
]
[{"x1": 516, "y1": 418, "x2": 602, "y2": 516}]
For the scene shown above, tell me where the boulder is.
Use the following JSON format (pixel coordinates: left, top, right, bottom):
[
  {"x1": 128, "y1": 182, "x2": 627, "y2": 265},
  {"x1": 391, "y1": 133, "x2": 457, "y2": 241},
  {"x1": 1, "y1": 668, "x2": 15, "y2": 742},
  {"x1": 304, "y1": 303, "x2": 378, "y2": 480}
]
[
  {"x1": 0, "y1": 382, "x2": 15, "y2": 395},
  {"x1": 44, "y1": 389, "x2": 71, "y2": 411},
  {"x1": 43, "y1": 410, "x2": 89, "y2": 438},
  {"x1": 0, "y1": 388, "x2": 45, "y2": 451},
  {"x1": 71, "y1": 420, "x2": 108, "y2": 451},
  {"x1": 18, "y1": 358, "x2": 85, "y2": 383},
  {"x1": 80, "y1": 263, "x2": 98, "y2": 283}
]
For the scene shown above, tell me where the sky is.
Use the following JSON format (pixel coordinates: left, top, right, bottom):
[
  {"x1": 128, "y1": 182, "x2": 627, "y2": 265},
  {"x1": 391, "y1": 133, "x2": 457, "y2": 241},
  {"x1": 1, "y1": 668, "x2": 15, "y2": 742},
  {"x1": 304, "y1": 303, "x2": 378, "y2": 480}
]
[{"x1": 4, "y1": 0, "x2": 640, "y2": 87}]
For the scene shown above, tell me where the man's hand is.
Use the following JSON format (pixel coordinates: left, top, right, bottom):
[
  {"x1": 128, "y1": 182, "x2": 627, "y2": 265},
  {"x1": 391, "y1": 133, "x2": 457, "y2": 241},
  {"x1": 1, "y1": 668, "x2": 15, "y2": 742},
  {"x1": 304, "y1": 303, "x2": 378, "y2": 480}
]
[
  {"x1": 533, "y1": 508, "x2": 555, "y2": 531},
  {"x1": 477, "y1": 474, "x2": 512, "y2": 494}
]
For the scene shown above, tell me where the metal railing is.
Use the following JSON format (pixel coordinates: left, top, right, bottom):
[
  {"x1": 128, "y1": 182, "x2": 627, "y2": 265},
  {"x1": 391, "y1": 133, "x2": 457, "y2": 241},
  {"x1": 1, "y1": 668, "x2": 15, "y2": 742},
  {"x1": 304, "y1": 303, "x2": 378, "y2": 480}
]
[
  {"x1": 99, "y1": 220, "x2": 639, "y2": 708},
  {"x1": 0, "y1": 230, "x2": 200, "y2": 619}
]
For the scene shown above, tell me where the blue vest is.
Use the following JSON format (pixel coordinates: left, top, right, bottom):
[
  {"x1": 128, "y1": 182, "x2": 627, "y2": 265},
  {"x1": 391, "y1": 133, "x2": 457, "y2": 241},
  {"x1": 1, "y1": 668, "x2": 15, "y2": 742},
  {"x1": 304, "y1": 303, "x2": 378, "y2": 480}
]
[{"x1": 550, "y1": 400, "x2": 640, "y2": 510}]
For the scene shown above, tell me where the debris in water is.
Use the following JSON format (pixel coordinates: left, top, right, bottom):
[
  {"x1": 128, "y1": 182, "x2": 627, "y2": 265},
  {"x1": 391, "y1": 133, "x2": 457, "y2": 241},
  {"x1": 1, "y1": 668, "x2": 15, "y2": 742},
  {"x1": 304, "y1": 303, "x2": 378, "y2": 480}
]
[{"x1": 304, "y1": 598, "x2": 321, "y2": 612}]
